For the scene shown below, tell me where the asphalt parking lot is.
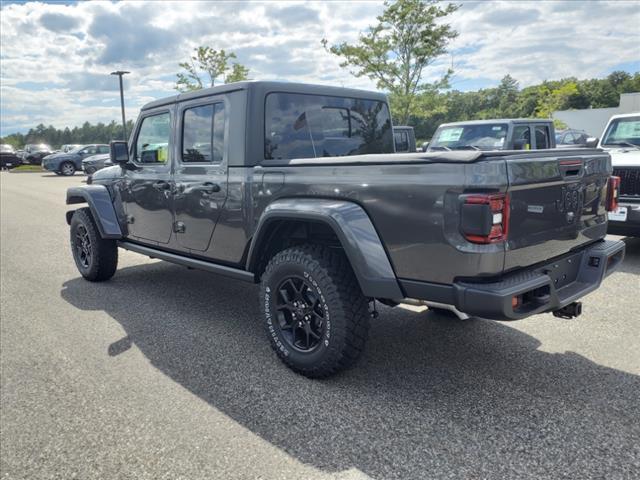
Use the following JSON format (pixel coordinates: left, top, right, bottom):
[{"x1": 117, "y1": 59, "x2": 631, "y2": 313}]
[{"x1": 1, "y1": 171, "x2": 639, "y2": 480}]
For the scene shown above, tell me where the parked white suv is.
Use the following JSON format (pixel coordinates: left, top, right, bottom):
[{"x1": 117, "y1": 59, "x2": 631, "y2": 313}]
[{"x1": 598, "y1": 113, "x2": 640, "y2": 237}]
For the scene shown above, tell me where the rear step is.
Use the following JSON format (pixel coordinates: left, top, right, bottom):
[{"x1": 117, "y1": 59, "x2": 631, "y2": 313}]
[{"x1": 552, "y1": 301, "x2": 582, "y2": 319}]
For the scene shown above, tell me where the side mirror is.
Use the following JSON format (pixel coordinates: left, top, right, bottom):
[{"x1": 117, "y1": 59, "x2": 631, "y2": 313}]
[
  {"x1": 585, "y1": 137, "x2": 599, "y2": 148},
  {"x1": 110, "y1": 141, "x2": 129, "y2": 165}
]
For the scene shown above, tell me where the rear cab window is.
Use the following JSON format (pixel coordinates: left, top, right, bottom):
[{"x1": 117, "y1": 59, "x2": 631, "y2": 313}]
[{"x1": 264, "y1": 92, "x2": 393, "y2": 160}]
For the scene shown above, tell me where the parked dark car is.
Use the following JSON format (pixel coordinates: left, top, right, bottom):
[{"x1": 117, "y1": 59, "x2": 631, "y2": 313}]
[
  {"x1": 393, "y1": 126, "x2": 416, "y2": 152},
  {"x1": 66, "y1": 81, "x2": 624, "y2": 378},
  {"x1": 42, "y1": 144, "x2": 109, "y2": 176},
  {"x1": 22, "y1": 144, "x2": 53, "y2": 165},
  {"x1": 82, "y1": 153, "x2": 111, "y2": 174},
  {"x1": 428, "y1": 119, "x2": 556, "y2": 151},
  {"x1": 556, "y1": 129, "x2": 590, "y2": 147},
  {"x1": 1, "y1": 144, "x2": 21, "y2": 169}
]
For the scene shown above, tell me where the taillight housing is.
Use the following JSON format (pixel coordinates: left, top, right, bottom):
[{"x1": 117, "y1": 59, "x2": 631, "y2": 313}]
[
  {"x1": 606, "y1": 176, "x2": 620, "y2": 212},
  {"x1": 460, "y1": 193, "x2": 510, "y2": 244}
]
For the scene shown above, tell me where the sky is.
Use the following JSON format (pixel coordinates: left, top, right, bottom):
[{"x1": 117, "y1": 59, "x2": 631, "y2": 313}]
[{"x1": 1, "y1": 0, "x2": 639, "y2": 136}]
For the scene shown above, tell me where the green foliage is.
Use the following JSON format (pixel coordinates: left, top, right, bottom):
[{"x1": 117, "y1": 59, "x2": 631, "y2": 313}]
[
  {"x1": 226, "y1": 63, "x2": 250, "y2": 83},
  {"x1": 323, "y1": 0, "x2": 458, "y2": 125},
  {"x1": 409, "y1": 71, "x2": 640, "y2": 140},
  {"x1": 175, "y1": 46, "x2": 249, "y2": 92},
  {"x1": 1, "y1": 120, "x2": 134, "y2": 149}
]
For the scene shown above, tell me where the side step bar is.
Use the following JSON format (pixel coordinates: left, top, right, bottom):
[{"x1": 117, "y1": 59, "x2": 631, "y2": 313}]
[{"x1": 118, "y1": 241, "x2": 256, "y2": 283}]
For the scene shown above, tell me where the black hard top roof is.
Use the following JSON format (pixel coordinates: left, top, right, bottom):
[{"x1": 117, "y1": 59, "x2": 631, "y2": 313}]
[{"x1": 141, "y1": 80, "x2": 388, "y2": 111}]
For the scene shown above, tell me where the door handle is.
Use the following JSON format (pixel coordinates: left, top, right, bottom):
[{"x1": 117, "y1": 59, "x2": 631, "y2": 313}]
[
  {"x1": 198, "y1": 182, "x2": 221, "y2": 194},
  {"x1": 152, "y1": 180, "x2": 171, "y2": 191}
]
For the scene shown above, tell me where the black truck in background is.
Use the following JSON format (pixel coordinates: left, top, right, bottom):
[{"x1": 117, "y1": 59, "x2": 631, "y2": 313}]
[{"x1": 66, "y1": 81, "x2": 624, "y2": 378}]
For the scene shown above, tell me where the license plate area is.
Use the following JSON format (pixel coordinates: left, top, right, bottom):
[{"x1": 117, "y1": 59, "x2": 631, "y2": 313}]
[
  {"x1": 608, "y1": 206, "x2": 628, "y2": 222},
  {"x1": 536, "y1": 250, "x2": 583, "y2": 290}
]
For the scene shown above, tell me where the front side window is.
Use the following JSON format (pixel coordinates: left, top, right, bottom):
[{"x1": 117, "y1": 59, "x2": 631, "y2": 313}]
[
  {"x1": 182, "y1": 103, "x2": 225, "y2": 163},
  {"x1": 135, "y1": 112, "x2": 171, "y2": 164},
  {"x1": 602, "y1": 116, "x2": 640, "y2": 147},
  {"x1": 265, "y1": 93, "x2": 393, "y2": 160}
]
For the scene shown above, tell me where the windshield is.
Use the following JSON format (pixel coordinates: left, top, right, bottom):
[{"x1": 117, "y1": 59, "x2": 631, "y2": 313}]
[
  {"x1": 1, "y1": 144, "x2": 15, "y2": 153},
  {"x1": 429, "y1": 123, "x2": 508, "y2": 151},
  {"x1": 602, "y1": 116, "x2": 640, "y2": 147},
  {"x1": 69, "y1": 146, "x2": 86, "y2": 154}
]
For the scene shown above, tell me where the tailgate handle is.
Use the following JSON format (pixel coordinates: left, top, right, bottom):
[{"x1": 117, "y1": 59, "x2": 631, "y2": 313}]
[{"x1": 559, "y1": 159, "x2": 583, "y2": 178}]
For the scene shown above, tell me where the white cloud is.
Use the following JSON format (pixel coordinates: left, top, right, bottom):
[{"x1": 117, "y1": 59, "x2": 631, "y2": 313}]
[{"x1": 0, "y1": 0, "x2": 638, "y2": 135}]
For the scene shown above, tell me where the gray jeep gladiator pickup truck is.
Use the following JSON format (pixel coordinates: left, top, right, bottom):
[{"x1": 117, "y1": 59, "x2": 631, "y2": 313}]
[{"x1": 66, "y1": 81, "x2": 625, "y2": 378}]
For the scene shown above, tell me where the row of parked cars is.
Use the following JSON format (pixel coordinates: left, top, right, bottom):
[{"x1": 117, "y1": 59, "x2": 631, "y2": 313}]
[{"x1": 0, "y1": 143, "x2": 112, "y2": 175}]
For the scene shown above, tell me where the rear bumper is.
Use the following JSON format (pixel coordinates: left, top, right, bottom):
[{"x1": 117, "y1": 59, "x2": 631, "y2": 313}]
[{"x1": 400, "y1": 239, "x2": 625, "y2": 320}]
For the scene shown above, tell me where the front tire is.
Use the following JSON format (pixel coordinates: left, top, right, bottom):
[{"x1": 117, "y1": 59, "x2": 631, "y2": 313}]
[
  {"x1": 60, "y1": 161, "x2": 76, "y2": 176},
  {"x1": 70, "y1": 208, "x2": 118, "y2": 281},
  {"x1": 260, "y1": 245, "x2": 370, "y2": 378}
]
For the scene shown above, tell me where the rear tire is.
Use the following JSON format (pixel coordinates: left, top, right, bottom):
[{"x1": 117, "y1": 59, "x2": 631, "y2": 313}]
[
  {"x1": 60, "y1": 161, "x2": 76, "y2": 176},
  {"x1": 70, "y1": 208, "x2": 118, "y2": 281},
  {"x1": 260, "y1": 244, "x2": 370, "y2": 378}
]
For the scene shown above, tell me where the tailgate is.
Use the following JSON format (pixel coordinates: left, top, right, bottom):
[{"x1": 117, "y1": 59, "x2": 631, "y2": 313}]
[{"x1": 504, "y1": 150, "x2": 611, "y2": 272}]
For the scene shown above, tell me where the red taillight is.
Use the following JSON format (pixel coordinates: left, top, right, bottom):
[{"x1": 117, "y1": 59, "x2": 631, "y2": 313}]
[
  {"x1": 462, "y1": 193, "x2": 510, "y2": 244},
  {"x1": 606, "y1": 176, "x2": 620, "y2": 212}
]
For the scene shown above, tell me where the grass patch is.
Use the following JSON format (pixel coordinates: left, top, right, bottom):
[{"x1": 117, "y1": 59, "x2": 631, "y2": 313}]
[{"x1": 9, "y1": 165, "x2": 43, "y2": 172}]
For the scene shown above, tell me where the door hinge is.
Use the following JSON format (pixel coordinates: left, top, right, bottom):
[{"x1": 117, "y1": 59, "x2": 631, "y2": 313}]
[{"x1": 173, "y1": 221, "x2": 186, "y2": 233}]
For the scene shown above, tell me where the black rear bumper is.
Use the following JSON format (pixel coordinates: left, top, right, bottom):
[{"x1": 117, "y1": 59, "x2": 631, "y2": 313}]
[{"x1": 400, "y1": 239, "x2": 625, "y2": 320}]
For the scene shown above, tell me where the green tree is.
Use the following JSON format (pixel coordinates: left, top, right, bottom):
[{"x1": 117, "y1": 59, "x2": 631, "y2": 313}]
[
  {"x1": 226, "y1": 63, "x2": 250, "y2": 83},
  {"x1": 535, "y1": 82, "x2": 579, "y2": 118},
  {"x1": 322, "y1": 0, "x2": 458, "y2": 125},
  {"x1": 175, "y1": 46, "x2": 250, "y2": 92}
]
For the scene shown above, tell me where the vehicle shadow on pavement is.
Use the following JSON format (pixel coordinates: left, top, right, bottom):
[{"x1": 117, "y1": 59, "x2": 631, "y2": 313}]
[{"x1": 60, "y1": 256, "x2": 640, "y2": 480}]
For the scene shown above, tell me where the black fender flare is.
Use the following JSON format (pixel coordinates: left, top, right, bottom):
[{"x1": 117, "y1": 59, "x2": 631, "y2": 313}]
[
  {"x1": 247, "y1": 198, "x2": 403, "y2": 299},
  {"x1": 66, "y1": 185, "x2": 123, "y2": 239}
]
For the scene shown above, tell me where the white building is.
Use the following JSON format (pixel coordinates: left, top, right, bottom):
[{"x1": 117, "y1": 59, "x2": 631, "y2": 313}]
[{"x1": 553, "y1": 92, "x2": 640, "y2": 137}]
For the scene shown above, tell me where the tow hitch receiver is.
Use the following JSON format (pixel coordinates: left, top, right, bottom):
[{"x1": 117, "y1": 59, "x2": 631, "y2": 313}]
[{"x1": 553, "y1": 302, "x2": 582, "y2": 319}]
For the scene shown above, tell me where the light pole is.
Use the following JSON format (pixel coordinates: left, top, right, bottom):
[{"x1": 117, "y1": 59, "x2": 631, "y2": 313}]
[{"x1": 110, "y1": 71, "x2": 130, "y2": 140}]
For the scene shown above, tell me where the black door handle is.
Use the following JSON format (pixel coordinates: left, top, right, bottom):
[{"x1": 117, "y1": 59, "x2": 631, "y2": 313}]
[
  {"x1": 199, "y1": 182, "x2": 221, "y2": 194},
  {"x1": 152, "y1": 180, "x2": 171, "y2": 191}
]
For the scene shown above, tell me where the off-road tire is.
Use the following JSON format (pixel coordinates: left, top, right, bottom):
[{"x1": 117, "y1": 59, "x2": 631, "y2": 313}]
[
  {"x1": 60, "y1": 161, "x2": 76, "y2": 176},
  {"x1": 260, "y1": 244, "x2": 370, "y2": 378},
  {"x1": 70, "y1": 208, "x2": 118, "y2": 282}
]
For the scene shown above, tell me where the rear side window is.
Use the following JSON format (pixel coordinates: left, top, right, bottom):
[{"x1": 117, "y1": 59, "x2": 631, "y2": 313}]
[
  {"x1": 182, "y1": 103, "x2": 225, "y2": 163},
  {"x1": 135, "y1": 112, "x2": 171, "y2": 164},
  {"x1": 264, "y1": 93, "x2": 393, "y2": 160},
  {"x1": 394, "y1": 131, "x2": 409, "y2": 152},
  {"x1": 535, "y1": 125, "x2": 550, "y2": 149},
  {"x1": 98, "y1": 146, "x2": 109, "y2": 154}
]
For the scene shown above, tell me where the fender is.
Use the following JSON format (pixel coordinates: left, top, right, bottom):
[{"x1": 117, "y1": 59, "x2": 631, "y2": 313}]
[
  {"x1": 66, "y1": 185, "x2": 123, "y2": 239},
  {"x1": 247, "y1": 198, "x2": 403, "y2": 299}
]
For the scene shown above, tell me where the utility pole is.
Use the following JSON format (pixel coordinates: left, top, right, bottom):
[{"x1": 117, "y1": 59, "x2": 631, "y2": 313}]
[{"x1": 110, "y1": 71, "x2": 130, "y2": 140}]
